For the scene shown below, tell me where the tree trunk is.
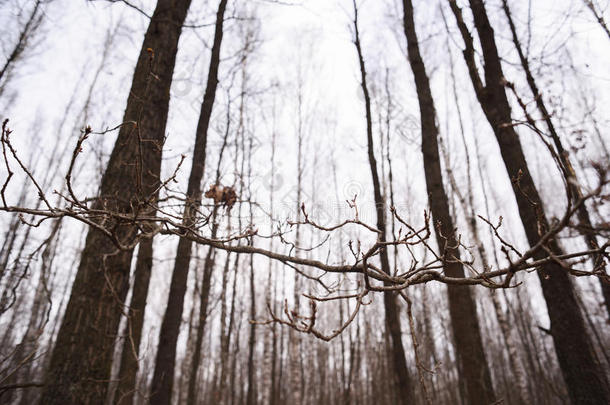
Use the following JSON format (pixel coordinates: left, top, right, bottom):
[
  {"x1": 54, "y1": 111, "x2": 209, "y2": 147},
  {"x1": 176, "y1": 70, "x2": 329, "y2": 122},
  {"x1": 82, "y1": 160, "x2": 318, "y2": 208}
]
[
  {"x1": 401, "y1": 1, "x2": 495, "y2": 403},
  {"x1": 185, "y1": 243, "x2": 216, "y2": 405},
  {"x1": 214, "y1": 245, "x2": 235, "y2": 403},
  {"x1": 448, "y1": 1, "x2": 610, "y2": 403},
  {"x1": 113, "y1": 237, "x2": 153, "y2": 405},
  {"x1": 265, "y1": 99, "x2": 279, "y2": 405},
  {"x1": 246, "y1": 130, "x2": 257, "y2": 405},
  {"x1": 501, "y1": 0, "x2": 610, "y2": 322},
  {"x1": 39, "y1": 1, "x2": 192, "y2": 403},
  {"x1": 150, "y1": 1, "x2": 227, "y2": 403},
  {"x1": 351, "y1": 2, "x2": 414, "y2": 403}
]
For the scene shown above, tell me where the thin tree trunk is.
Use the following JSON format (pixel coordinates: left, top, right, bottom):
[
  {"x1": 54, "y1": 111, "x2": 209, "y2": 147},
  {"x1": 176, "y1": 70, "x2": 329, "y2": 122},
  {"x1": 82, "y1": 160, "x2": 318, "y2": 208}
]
[
  {"x1": 277, "y1": 267, "x2": 287, "y2": 405},
  {"x1": 184, "y1": 188, "x2": 222, "y2": 404},
  {"x1": 113, "y1": 237, "x2": 154, "y2": 405},
  {"x1": 176, "y1": 263, "x2": 201, "y2": 405},
  {"x1": 185, "y1": 75, "x2": 234, "y2": 405},
  {"x1": 246, "y1": 126, "x2": 257, "y2": 405},
  {"x1": 150, "y1": 1, "x2": 227, "y2": 403},
  {"x1": 351, "y1": 2, "x2": 414, "y2": 403},
  {"x1": 215, "y1": 248, "x2": 234, "y2": 403},
  {"x1": 266, "y1": 97, "x2": 279, "y2": 405},
  {"x1": 288, "y1": 46, "x2": 306, "y2": 405}
]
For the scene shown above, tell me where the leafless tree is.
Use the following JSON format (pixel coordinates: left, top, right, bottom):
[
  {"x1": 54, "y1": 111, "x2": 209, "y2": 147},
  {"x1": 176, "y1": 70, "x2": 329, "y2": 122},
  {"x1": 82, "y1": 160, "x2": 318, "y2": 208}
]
[{"x1": 0, "y1": 1, "x2": 609, "y2": 404}]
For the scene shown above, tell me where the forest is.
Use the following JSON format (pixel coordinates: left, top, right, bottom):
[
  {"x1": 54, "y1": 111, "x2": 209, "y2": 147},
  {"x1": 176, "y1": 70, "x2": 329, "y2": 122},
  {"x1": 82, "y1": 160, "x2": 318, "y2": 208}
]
[{"x1": 0, "y1": 0, "x2": 609, "y2": 404}]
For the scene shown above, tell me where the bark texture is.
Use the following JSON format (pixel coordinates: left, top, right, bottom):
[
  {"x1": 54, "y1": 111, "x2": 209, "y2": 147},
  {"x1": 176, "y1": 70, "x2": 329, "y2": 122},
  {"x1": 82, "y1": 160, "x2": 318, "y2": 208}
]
[{"x1": 39, "y1": 1, "x2": 192, "y2": 403}]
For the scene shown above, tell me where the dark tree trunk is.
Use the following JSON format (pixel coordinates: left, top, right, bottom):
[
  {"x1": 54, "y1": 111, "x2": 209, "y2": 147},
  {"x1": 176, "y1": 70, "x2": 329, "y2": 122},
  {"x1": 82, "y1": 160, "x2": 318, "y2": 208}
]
[
  {"x1": 448, "y1": 1, "x2": 610, "y2": 403},
  {"x1": 213, "y1": 247, "x2": 235, "y2": 403},
  {"x1": 38, "y1": 1, "x2": 192, "y2": 403},
  {"x1": 351, "y1": 2, "x2": 414, "y2": 403},
  {"x1": 184, "y1": 41, "x2": 235, "y2": 405},
  {"x1": 150, "y1": 1, "x2": 227, "y2": 404},
  {"x1": 501, "y1": 0, "x2": 610, "y2": 321},
  {"x1": 401, "y1": 1, "x2": 495, "y2": 403},
  {"x1": 184, "y1": 242, "x2": 216, "y2": 405},
  {"x1": 113, "y1": 236, "x2": 154, "y2": 405}
]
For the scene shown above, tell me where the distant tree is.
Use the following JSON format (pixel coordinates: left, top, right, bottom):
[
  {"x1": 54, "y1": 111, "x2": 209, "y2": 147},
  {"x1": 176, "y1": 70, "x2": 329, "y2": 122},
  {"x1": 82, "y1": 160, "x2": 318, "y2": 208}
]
[
  {"x1": 582, "y1": 0, "x2": 610, "y2": 40},
  {"x1": 0, "y1": 0, "x2": 47, "y2": 98}
]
